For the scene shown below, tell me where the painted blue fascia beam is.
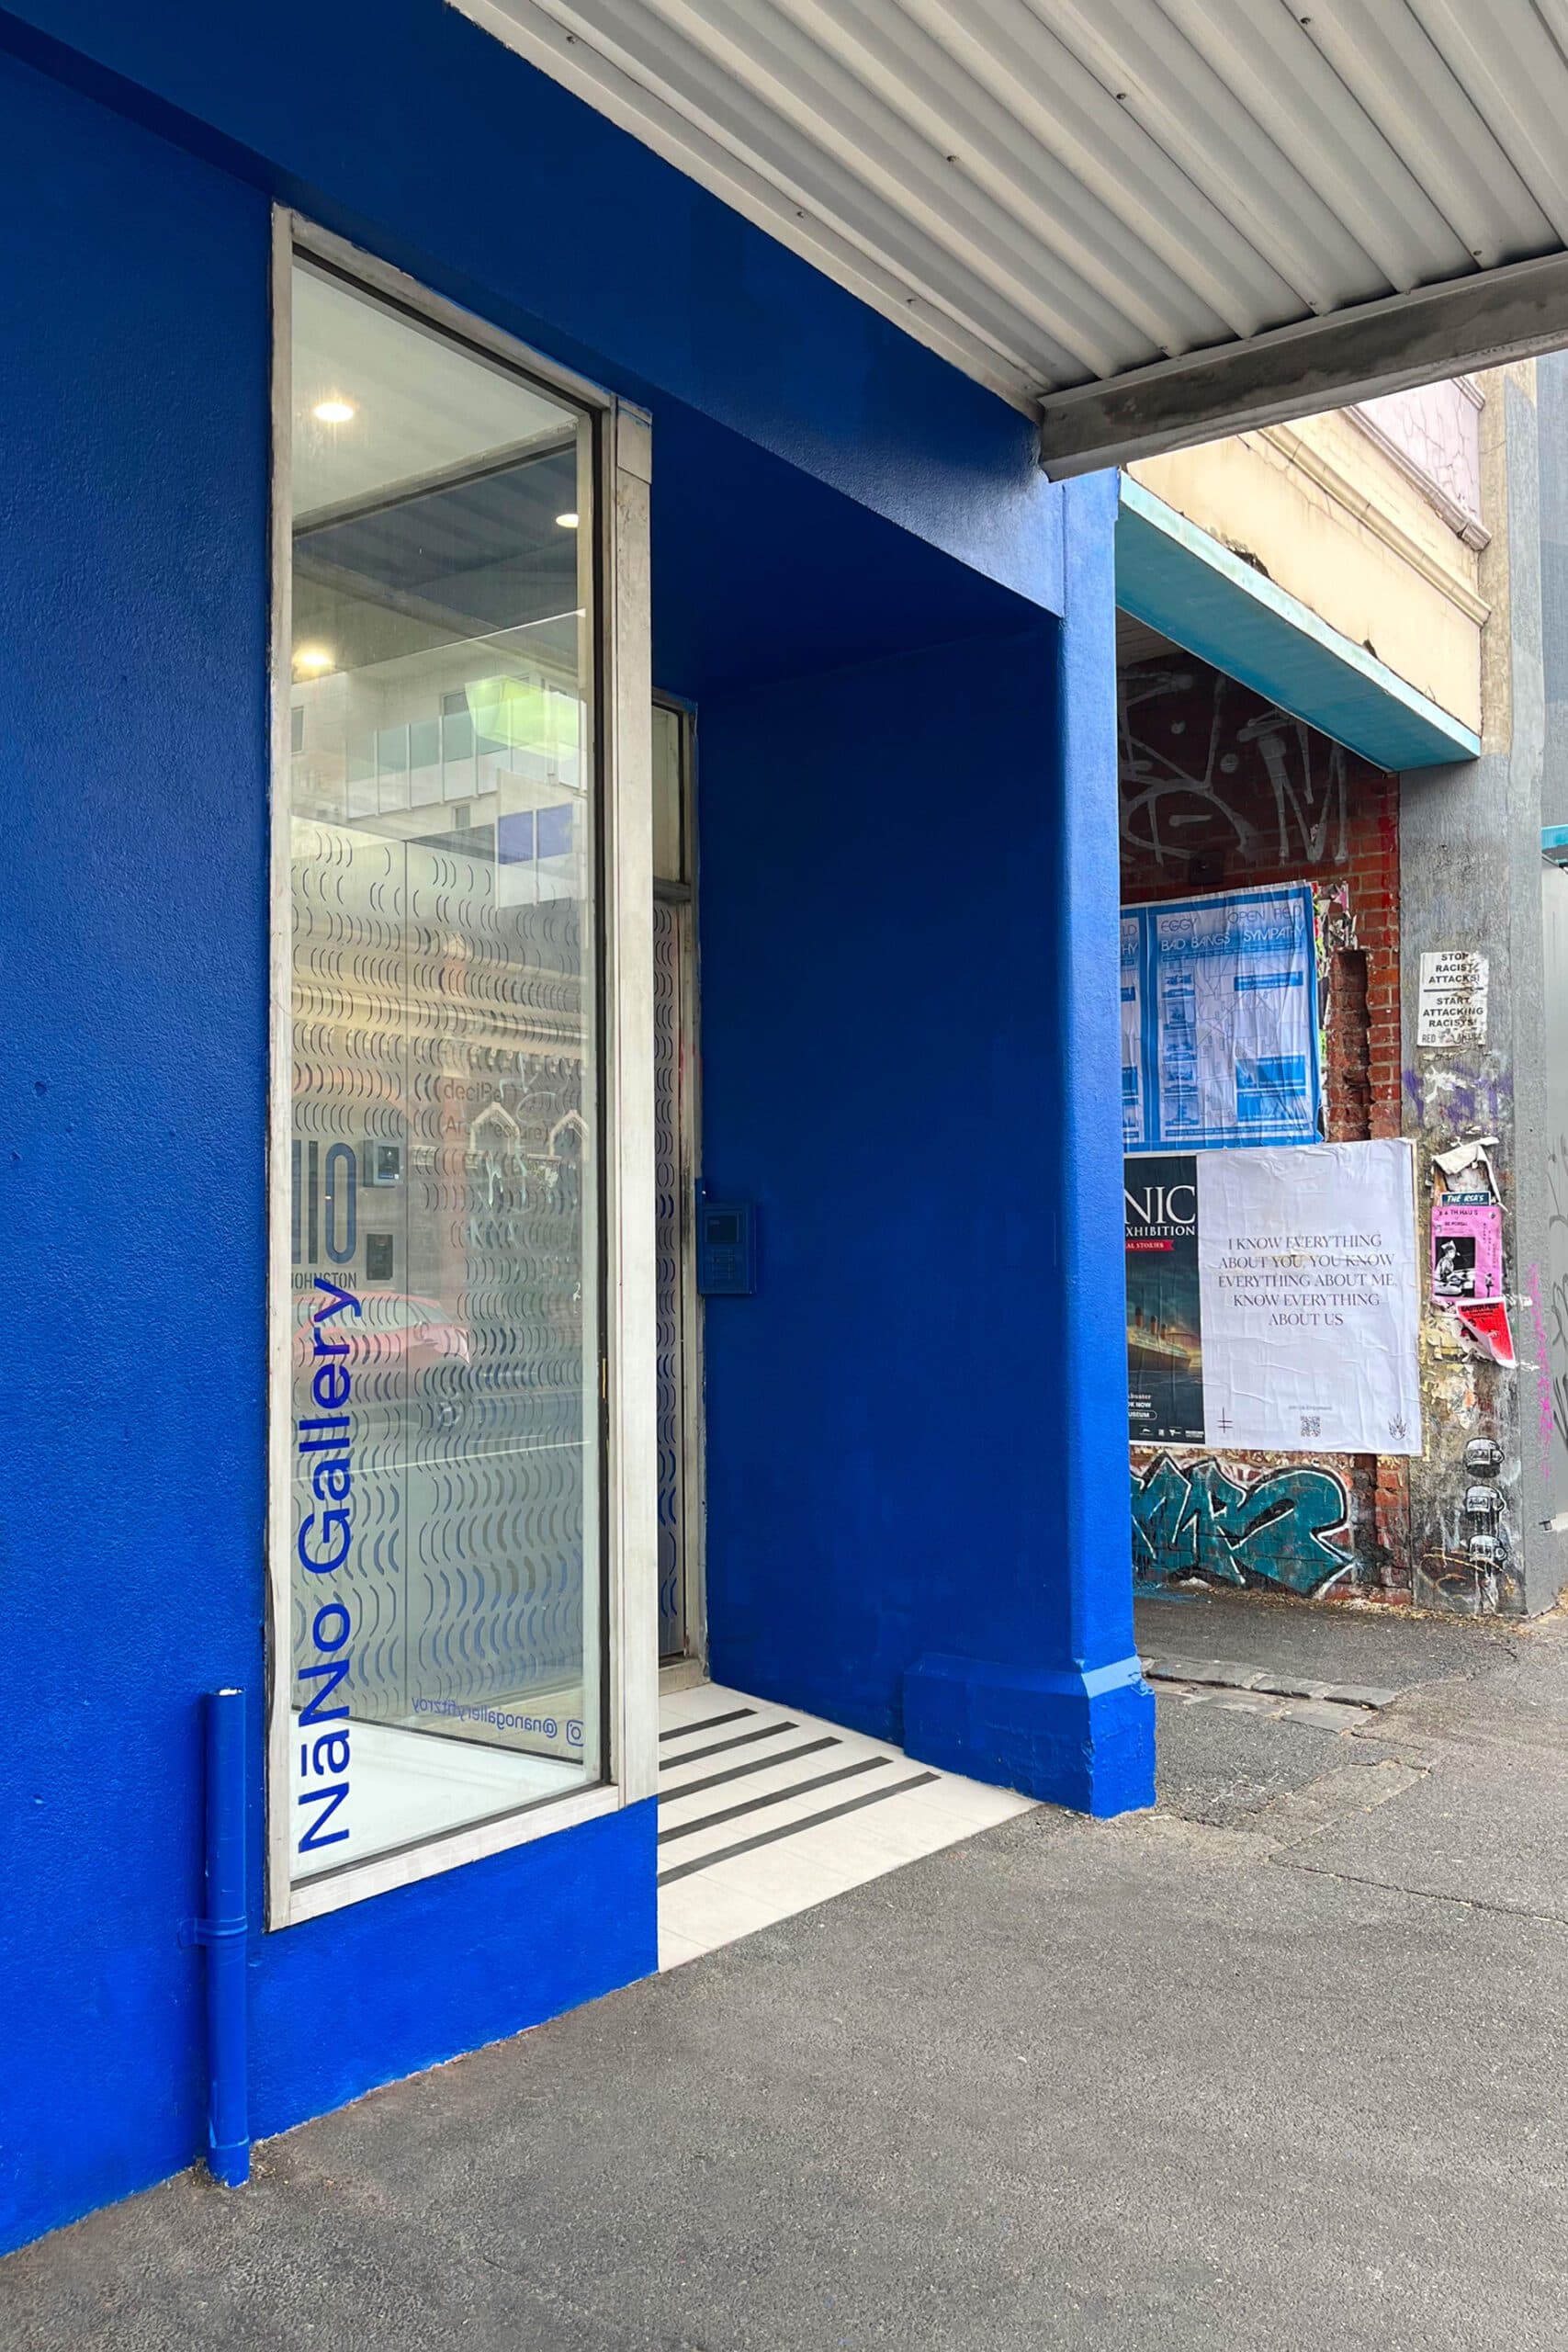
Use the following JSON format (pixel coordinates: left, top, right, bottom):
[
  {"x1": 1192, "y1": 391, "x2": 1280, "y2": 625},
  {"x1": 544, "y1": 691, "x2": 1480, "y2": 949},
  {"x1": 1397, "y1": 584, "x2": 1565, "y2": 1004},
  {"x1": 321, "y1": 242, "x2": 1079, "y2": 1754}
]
[{"x1": 1116, "y1": 474, "x2": 1480, "y2": 771}]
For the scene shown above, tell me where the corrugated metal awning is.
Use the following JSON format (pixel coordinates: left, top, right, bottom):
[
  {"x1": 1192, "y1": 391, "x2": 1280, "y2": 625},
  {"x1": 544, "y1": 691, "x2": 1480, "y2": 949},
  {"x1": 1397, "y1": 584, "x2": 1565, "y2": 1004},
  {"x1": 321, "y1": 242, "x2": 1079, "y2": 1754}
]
[{"x1": 459, "y1": 0, "x2": 1568, "y2": 473}]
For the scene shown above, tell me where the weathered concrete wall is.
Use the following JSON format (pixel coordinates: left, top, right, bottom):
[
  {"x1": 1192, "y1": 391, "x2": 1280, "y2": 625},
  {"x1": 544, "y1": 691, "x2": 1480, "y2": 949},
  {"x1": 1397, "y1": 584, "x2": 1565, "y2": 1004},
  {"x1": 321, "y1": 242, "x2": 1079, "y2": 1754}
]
[
  {"x1": 1400, "y1": 367, "x2": 1564, "y2": 1616},
  {"x1": 1539, "y1": 351, "x2": 1568, "y2": 835},
  {"x1": 1121, "y1": 655, "x2": 1411, "y2": 1601},
  {"x1": 1531, "y1": 354, "x2": 1568, "y2": 1540}
]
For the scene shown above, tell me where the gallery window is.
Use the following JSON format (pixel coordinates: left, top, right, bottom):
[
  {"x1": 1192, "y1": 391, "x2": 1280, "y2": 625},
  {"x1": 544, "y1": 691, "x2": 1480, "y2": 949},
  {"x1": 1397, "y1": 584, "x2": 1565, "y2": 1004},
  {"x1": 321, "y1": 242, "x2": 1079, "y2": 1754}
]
[{"x1": 269, "y1": 231, "x2": 619, "y2": 1917}]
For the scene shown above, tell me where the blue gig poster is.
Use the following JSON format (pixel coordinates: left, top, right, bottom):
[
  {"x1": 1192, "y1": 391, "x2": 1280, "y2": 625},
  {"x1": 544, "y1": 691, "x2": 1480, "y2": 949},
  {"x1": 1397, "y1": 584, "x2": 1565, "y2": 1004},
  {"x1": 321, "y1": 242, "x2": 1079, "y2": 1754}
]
[{"x1": 1121, "y1": 883, "x2": 1321, "y2": 1152}]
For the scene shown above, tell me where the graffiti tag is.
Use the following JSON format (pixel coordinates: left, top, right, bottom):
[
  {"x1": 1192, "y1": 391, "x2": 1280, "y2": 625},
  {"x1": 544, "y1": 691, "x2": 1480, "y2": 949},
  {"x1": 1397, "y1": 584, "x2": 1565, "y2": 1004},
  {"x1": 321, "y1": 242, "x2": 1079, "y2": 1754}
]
[
  {"x1": 1543, "y1": 1133, "x2": 1568, "y2": 1476},
  {"x1": 1119, "y1": 667, "x2": 1348, "y2": 873},
  {"x1": 1132, "y1": 1453, "x2": 1352, "y2": 1595}
]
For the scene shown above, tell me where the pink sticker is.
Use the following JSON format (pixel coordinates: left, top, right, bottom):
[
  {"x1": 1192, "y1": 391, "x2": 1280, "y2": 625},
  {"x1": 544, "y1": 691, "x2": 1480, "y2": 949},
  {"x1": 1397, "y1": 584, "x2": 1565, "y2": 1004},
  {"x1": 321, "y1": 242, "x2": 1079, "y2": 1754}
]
[{"x1": 1432, "y1": 1197, "x2": 1503, "y2": 1304}]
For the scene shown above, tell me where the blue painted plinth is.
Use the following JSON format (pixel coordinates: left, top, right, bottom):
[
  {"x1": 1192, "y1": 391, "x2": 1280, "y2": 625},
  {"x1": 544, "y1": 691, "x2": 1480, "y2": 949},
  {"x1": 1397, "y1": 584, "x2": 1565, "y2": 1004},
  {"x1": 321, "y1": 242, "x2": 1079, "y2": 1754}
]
[{"x1": 903, "y1": 1654, "x2": 1156, "y2": 1818}]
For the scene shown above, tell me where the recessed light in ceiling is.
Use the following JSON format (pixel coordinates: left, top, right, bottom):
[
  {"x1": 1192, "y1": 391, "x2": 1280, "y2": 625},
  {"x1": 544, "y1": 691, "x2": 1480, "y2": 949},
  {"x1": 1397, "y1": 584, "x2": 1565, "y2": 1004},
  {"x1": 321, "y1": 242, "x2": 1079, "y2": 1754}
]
[
  {"x1": 293, "y1": 644, "x2": 336, "y2": 675},
  {"x1": 311, "y1": 399, "x2": 356, "y2": 424}
]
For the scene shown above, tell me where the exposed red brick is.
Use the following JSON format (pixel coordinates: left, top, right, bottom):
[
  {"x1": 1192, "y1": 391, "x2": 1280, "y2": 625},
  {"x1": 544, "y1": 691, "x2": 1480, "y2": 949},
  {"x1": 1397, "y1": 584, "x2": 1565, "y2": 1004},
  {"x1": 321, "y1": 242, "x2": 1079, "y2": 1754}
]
[{"x1": 1120, "y1": 657, "x2": 1404, "y2": 1599}]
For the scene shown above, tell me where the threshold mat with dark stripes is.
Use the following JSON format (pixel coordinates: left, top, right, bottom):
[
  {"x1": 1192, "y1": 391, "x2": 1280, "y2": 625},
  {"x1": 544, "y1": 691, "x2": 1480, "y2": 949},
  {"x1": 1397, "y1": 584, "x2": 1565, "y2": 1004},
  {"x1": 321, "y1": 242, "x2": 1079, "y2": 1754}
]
[{"x1": 657, "y1": 1683, "x2": 1036, "y2": 1967}]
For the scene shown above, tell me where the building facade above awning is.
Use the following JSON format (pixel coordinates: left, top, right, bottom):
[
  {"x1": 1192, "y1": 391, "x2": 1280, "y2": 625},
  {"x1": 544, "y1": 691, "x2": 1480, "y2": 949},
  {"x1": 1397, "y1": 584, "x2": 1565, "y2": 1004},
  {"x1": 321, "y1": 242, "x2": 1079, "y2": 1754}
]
[
  {"x1": 461, "y1": 0, "x2": 1568, "y2": 473},
  {"x1": 1117, "y1": 475, "x2": 1481, "y2": 770}
]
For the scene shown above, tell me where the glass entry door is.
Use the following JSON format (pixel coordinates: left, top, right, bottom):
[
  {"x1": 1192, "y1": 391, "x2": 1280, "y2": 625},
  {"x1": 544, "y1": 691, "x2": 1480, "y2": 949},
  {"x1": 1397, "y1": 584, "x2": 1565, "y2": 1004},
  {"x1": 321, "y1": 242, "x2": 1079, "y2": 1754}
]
[{"x1": 652, "y1": 705, "x2": 699, "y2": 1662}]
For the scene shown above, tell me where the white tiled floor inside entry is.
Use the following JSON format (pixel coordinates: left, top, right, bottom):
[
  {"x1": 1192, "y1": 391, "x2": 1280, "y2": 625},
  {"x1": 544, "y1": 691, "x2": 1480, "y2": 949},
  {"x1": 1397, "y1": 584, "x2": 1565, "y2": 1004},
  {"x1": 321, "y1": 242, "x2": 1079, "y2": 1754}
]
[
  {"x1": 657, "y1": 1681, "x2": 1037, "y2": 1969},
  {"x1": 290, "y1": 1717, "x2": 585, "y2": 1880}
]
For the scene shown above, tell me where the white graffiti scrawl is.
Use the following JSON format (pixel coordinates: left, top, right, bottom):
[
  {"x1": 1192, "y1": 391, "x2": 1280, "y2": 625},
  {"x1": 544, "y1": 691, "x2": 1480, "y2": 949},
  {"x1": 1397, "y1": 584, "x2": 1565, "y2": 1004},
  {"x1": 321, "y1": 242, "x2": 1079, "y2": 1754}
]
[{"x1": 1120, "y1": 665, "x2": 1348, "y2": 874}]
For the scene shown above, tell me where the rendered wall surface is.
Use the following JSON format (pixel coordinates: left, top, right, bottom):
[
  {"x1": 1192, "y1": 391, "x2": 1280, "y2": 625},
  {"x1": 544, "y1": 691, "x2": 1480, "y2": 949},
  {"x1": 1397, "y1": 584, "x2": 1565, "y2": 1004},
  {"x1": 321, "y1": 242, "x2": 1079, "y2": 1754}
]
[
  {"x1": 1536, "y1": 353, "x2": 1568, "y2": 1530},
  {"x1": 1402, "y1": 369, "x2": 1564, "y2": 1616},
  {"x1": 1541, "y1": 353, "x2": 1568, "y2": 837},
  {"x1": 1354, "y1": 380, "x2": 1485, "y2": 542},
  {"x1": 0, "y1": 0, "x2": 1064, "y2": 619},
  {"x1": 1129, "y1": 408, "x2": 1485, "y2": 735},
  {"x1": 1539, "y1": 860, "x2": 1568, "y2": 1530},
  {"x1": 0, "y1": 50, "x2": 660, "y2": 2258},
  {"x1": 698, "y1": 515, "x2": 1154, "y2": 1816},
  {"x1": 0, "y1": 0, "x2": 1122, "y2": 2260},
  {"x1": 1120, "y1": 656, "x2": 1411, "y2": 1600}
]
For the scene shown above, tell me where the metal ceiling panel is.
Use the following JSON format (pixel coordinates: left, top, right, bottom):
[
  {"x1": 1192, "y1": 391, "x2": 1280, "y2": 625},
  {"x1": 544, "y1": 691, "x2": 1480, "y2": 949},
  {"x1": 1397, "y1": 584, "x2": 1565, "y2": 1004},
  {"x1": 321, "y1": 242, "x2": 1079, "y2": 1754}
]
[{"x1": 458, "y1": 0, "x2": 1568, "y2": 469}]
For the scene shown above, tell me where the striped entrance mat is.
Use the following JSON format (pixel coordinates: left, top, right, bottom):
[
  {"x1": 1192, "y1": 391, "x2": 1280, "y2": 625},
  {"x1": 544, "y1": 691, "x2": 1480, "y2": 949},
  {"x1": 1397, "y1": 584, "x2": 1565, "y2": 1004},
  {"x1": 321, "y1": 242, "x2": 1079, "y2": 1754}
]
[{"x1": 657, "y1": 1682, "x2": 1035, "y2": 1969}]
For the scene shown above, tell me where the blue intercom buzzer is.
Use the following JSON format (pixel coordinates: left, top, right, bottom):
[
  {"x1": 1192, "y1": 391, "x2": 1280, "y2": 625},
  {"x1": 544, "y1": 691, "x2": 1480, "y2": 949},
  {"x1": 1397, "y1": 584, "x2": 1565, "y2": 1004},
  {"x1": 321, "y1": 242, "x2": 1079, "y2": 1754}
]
[{"x1": 697, "y1": 1199, "x2": 756, "y2": 1295}]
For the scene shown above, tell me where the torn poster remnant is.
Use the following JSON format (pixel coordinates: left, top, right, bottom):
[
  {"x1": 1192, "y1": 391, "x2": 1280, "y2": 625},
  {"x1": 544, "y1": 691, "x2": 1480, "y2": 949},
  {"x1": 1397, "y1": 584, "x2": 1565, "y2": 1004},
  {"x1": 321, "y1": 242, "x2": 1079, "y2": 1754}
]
[
  {"x1": 1455, "y1": 1297, "x2": 1517, "y2": 1367},
  {"x1": 1432, "y1": 1135, "x2": 1501, "y2": 1195}
]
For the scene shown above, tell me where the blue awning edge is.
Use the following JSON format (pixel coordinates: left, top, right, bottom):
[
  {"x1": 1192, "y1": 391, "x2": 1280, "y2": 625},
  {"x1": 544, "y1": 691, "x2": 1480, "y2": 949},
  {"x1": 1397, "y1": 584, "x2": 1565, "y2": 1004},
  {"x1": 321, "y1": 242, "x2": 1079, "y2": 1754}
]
[{"x1": 1116, "y1": 475, "x2": 1481, "y2": 773}]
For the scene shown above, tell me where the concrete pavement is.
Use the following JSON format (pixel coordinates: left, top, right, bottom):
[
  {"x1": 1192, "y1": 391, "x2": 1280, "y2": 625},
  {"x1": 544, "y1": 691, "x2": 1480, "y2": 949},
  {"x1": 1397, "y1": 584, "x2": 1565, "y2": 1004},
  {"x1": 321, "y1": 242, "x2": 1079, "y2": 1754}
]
[{"x1": 6, "y1": 1600, "x2": 1568, "y2": 2350}]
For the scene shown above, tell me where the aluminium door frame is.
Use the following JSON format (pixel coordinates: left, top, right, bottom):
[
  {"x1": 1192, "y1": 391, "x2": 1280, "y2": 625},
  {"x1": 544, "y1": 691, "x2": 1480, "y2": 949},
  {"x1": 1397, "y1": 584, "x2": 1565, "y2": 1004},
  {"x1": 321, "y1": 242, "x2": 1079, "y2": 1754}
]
[
  {"x1": 265, "y1": 208, "x2": 659, "y2": 1928},
  {"x1": 653, "y1": 695, "x2": 707, "y2": 1673}
]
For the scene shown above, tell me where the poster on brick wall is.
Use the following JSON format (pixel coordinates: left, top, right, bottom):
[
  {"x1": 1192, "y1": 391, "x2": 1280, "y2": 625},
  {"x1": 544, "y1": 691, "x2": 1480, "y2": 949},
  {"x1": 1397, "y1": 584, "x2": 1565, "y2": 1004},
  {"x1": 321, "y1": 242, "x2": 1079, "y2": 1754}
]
[
  {"x1": 1125, "y1": 1139, "x2": 1421, "y2": 1455},
  {"x1": 1124, "y1": 1154, "x2": 1204, "y2": 1443},
  {"x1": 1121, "y1": 883, "x2": 1322, "y2": 1151},
  {"x1": 1120, "y1": 913, "x2": 1147, "y2": 1149}
]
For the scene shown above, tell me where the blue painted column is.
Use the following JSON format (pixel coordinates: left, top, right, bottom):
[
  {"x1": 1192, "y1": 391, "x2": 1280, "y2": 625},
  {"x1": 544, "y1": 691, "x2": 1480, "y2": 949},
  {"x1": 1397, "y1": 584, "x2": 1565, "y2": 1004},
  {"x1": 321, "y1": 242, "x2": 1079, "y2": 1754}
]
[
  {"x1": 902, "y1": 472, "x2": 1156, "y2": 1815},
  {"x1": 698, "y1": 472, "x2": 1154, "y2": 1820}
]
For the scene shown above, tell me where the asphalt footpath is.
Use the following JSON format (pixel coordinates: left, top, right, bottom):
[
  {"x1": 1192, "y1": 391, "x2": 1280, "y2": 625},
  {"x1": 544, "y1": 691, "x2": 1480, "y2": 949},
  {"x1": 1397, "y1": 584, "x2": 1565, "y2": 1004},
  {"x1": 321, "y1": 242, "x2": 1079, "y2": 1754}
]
[{"x1": 6, "y1": 1596, "x2": 1568, "y2": 2352}]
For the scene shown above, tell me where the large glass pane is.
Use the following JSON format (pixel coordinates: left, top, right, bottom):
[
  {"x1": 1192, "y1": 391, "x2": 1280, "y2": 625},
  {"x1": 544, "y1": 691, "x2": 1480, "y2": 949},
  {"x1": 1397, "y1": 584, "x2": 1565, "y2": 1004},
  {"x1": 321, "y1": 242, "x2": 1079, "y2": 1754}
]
[{"x1": 284, "y1": 258, "x2": 602, "y2": 1883}]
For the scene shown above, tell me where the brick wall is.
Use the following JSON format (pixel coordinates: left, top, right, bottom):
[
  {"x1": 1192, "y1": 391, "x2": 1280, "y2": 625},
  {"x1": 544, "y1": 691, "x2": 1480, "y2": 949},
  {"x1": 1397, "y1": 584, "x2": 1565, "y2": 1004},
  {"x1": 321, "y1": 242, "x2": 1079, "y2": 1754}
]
[{"x1": 1120, "y1": 653, "x2": 1411, "y2": 1600}]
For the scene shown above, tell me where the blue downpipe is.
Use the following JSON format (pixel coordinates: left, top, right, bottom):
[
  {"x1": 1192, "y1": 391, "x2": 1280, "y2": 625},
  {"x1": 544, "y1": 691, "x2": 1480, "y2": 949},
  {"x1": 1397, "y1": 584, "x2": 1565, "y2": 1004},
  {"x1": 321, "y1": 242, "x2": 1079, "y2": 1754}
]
[{"x1": 202, "y1": 1687, "x2": 251, "y2": 2188}]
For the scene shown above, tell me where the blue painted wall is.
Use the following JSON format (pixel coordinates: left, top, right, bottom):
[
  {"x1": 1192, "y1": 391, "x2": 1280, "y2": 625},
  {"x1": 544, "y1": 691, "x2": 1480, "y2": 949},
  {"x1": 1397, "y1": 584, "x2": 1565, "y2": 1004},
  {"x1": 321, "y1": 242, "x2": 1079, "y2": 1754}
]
[
  {"x1": 698, "y1": 624, "x2": 1069, "y2": 1728},
  {"x1": 0, "y1": 0, "x2": 1134, "y2": 2260},
  {"x1": 696, "y1": 486, "x2": 1153, "y2": 1814},
  {"x1": 649, "y1": 396, "x2": 1039, "y2": 699},
  {"x1": 0, "y1": 0, "x2": 1063, "y2": 617},
  {"x1": 0, "y1": 49, "x2": 270, "y2": 2249},
  {"x1": 0, "y1": 48, "x2": 658, "y2": 2258}
]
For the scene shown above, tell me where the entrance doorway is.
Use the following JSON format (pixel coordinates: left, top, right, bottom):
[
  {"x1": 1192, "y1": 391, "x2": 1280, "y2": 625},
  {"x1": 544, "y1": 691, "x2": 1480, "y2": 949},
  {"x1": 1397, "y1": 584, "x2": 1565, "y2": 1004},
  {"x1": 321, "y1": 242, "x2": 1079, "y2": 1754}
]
[{"x1": 653, "y1": 701, "x2": 702, "y2": 1665}]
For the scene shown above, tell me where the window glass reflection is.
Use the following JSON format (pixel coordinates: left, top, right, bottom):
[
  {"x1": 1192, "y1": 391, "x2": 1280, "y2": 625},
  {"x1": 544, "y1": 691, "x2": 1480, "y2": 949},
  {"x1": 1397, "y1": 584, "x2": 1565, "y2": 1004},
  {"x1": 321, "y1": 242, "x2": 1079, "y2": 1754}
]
[{"x1": 286, "y1": 261, "x2": 602, "y2": 1882}]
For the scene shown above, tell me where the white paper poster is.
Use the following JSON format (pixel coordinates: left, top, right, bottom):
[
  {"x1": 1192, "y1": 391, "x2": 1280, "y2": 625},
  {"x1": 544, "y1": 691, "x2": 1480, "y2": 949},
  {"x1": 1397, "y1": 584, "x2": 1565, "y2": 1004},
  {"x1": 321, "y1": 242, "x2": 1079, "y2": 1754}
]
[
  {"x1": 1417, "y1": 951, "x2": 1489, "y2": 1047},
  {"x1": 1196, "y1": 1140, "x2": 1421, "y2": 1454}
]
